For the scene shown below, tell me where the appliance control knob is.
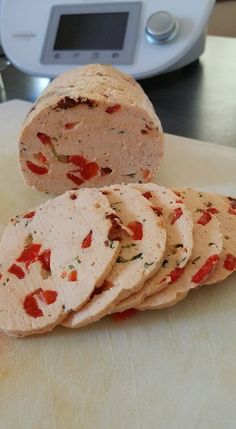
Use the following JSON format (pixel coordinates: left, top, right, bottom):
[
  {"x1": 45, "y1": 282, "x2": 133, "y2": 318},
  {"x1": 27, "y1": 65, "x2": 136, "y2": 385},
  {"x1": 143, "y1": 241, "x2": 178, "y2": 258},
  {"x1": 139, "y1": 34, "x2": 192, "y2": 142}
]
[{"x1": 145, "y1": 11, "x2": 179, "y2": 44}]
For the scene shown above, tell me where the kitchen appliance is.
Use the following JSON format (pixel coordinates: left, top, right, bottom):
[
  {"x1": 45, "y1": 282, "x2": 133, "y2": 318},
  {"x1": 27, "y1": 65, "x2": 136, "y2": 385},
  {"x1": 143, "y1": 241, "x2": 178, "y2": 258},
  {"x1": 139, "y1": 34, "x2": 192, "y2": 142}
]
[
  {"x1": 0, "y1": 0, "x2": 3, "y2": 55},
  {"x1": 0, "y1": 0, "x2": 215, "y2": 78}
]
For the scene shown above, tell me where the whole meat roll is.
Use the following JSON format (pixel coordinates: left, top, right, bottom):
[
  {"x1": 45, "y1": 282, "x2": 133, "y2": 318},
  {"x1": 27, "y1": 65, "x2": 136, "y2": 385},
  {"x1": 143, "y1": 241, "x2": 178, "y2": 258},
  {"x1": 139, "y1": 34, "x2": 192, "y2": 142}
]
[{"x1": 19, "y1": 64, "x2": 164, "y2": 194}]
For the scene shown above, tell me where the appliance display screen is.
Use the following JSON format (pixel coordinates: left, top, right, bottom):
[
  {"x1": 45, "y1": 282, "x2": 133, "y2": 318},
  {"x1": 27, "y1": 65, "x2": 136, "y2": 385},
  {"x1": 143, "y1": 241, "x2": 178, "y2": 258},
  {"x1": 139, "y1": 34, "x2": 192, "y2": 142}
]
[{"x1": 54, "y1": 13, "x2": 129, "y2": 50}]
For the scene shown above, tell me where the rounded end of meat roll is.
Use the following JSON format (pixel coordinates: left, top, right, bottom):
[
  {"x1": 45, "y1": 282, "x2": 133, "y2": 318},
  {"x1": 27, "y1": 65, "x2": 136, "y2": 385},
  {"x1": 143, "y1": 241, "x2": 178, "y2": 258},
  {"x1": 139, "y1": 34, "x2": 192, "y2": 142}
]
[{"x1": 19, "y1": 64, "x2": 164, "y2": 194}]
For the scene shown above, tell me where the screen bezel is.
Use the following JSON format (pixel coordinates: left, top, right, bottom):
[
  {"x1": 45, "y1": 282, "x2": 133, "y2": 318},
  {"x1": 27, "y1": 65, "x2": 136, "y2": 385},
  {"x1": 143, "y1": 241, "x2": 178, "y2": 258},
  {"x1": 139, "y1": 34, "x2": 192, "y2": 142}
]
[{"x1": 41, "y1": 2, "x2": 142, "y2": 65}]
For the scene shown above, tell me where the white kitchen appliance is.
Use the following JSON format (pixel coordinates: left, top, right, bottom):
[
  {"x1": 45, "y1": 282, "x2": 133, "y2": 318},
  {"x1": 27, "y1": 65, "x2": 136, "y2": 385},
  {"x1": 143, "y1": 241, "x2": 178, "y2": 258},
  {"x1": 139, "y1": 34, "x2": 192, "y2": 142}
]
[
  {"x1": 0, "y1": 0, "x2": 215, "y2": 79},
  {"x1": 0, "y1": 0, "x2": 2, "y2": 54}
]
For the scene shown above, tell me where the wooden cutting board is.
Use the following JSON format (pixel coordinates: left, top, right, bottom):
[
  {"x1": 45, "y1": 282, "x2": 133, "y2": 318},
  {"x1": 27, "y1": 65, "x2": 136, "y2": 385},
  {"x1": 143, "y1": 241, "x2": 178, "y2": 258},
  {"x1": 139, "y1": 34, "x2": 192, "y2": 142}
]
[{"x1": 0, "y1": 100, "x2": 236, "y2": 429}]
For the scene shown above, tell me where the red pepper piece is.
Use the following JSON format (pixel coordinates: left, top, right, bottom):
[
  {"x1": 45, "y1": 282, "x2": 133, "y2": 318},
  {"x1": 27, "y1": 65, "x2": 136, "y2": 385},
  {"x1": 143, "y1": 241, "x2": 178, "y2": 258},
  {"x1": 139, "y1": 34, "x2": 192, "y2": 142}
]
[
  {"x1": 100, "y1": 167, "x2": 112, "y2": 176},
  {"x1": 142, "y1": 169, "x2": 151, "y2": 180},
  {"x1": 106, "y1": 213, "x2": 120, "y2": 222},
  {"x1": 192, "y1": 254, "x2": 219, "y2": 283},
  {"x1": 176, "y1": 199, "x2": 183, "y2": 204},
  {"x1": 112, "y1": 308, "x2": 139, "y2": 322},
  {"x1": 151, "y1": 206, "x2": 163, "y2": 216},
  {"x1": 127, "y1": 221, "x2": 143, "y2": 240},
  {"x1": 174, "y1": 191, "x2": 181, "y2": 197},
  {"x1": 224, "y1": 254, "x2": 236, "y2": 271},
  {"x1": 105, "y1": 104, "x2": 121, "y2": 114},
  {"x1": 36, "y1": 288, "x2": 57, "y2": 304},
  {"x1": 70, "y1": 193, "x2": 77, "y2": 200},
  {"x1": 170, "y1": 207, "x2": 183, "y2": 225},
  {"x1": 0, "y1": 273, "x2": 3, "y2": 280},
  {"x1": 56, "y1": 96, "x2": 96, "y2": 110},
  {"x1": 81, "y1": 162, "x2": 100, "y2": 180},
  {"x1": 90, "y1": 287, "x2": 103, "y2": 299},
  {"x1": 206, "y1": 207, "x2": 219, "y2": 214},
  {"x1": 38, "y1": 152, "x2": 48, "y2": 164},
  {"x1": 23, "y1": 211, "x2": 35, "y2": 219},
  {"x1": 23, "y1": 288, "x2": 57, "y2": 318},
  {"x1": 17, "y1": 244, "x2": 41, "y2": 268},
  {"x1": 26, "y1": 161, "x2": 49, "y2": 175},
  {"x1": 66, "y1": 173, "x2": 84, "y2": 186},
  {"x1": 69, "y1": 155, "x2": 88, "y2": 169},
  {"x1": 69, "y1": 156, "x2": 100, "y2": 179},
  {"x1": 100, "y1": 280, "x2": 113, "y2": 292},
  {"x1": 228, "y1": 197, "x2": 236, "y2": 209},
  {"x1": 41, "y1": 290, "x2": 57, "y2": 304},
  {"x1": 64, "y1": 122, "x2": 78, "y2": 129},
  {"x1": 61, "y1": 271, "x2": 66, "y2": 279},
  {"x1": 37, "y1": 249, "x2": 51, "y2": 272},
  {"x1": 89, "y1": 280, "x2": 113, "y2": 299},
  {"x1": 108, "y1": 223, "x2": 122, "y2": 241},
  {"x1": 108, "y1": 224, "x2": 121, "y2": 241},
  {"x1": 8, "y1": 264, "x2": 25, "y2": 279},
  {"x1": 68, "y1": 270, "x2": 78, "y2": 282},
  {"x1": 197, "y1": 211, "x2": 212, "y2": 225},
  {"x1": 142, "y1": 191, "x2": 152, "y2": 200},
  {"x1": 82, "y1": 230, "x2": 93, "y2": 249},
  {"x1": 106, "y1": 213, "x2": 122, "y2": 241},
  {"x1": 169, "y1": 267, "x2": 185, "y2": 283},
  {"x1": 228, "y1": 206, "x2": 236, "y2": 216},
  {"x1": 37, "y1": 132, "x2": 52, "y2": 145},
  {"x1": 23, "y1": 293, "x2": 43, "y2": 318}
]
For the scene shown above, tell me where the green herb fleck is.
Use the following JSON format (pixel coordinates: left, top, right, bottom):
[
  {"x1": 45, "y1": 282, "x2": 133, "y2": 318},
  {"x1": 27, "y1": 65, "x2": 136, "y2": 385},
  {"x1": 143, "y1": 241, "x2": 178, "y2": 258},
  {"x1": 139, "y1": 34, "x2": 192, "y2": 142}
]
[
  {"x1": 116, "y1": 253, "x2": 143, "y2": 263},
  {"x1": 51, "y1": 145, "x2": 69, "y2": 163},
  {"x1": 144, "y1": 262, "x2": 154, "y2": 269},
  {"x1": 111, "y1": 202, "x2": 121, "y2": 212},
  {"x1": 68, "y1": 264, "x2": 74, "y2": 270},
  {"x1": 109, "y1": 240, "x2": 115, "y2": 249},
  {"x1": 121, "y1": 243, "x2": 137, "y2": 249},
  {"x1": 122, "y1": 173, "x2": 136, "y2": 178},
  {"x1": 177, "y1": 256, "x2": 187, "y2": 267},
  {"x1": 192, "y1": 256, "x2": 201, "y2": 265}
]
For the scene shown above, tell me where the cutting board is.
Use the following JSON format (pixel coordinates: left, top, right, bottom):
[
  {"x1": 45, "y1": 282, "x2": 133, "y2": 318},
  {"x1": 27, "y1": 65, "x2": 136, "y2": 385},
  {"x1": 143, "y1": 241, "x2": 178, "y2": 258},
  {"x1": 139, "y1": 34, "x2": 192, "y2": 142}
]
[{"x1": 0, "y1": 100, "x2": 236, "y2": 429}]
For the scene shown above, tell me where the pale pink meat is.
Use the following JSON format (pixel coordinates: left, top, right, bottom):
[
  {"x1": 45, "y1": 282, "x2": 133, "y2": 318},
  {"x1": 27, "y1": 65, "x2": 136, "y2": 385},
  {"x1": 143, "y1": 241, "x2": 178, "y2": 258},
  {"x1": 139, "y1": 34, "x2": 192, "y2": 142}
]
[
  {"x1": 0, "y1": 189, "x2": 120, "y2": 337},
  {"x1": 19, "y1": 64, "x2": 164, "y2": 194}
]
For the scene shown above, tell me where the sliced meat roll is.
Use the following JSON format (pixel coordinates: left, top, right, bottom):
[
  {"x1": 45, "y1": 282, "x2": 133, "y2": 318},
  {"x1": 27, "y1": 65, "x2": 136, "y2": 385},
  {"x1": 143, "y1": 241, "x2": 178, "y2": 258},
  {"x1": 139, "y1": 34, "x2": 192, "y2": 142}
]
[
  {"x1": 0, "y1": 189, "x2": 120, "y2": 337},
  {"x1": 62, "y1": 185, "x2": 166, "y2": 328},
  {"x1": 19, "y1": 64, "x2": 164, "y2": 194},
  {"x1": 184, "y1": 191, "x2": 236, "y2": 284},
  {"x1": 137, "y1": 188, "x2": 223, "y2": 311},
  {"x1": 113, "y1": 183, "x2": 193, "y2": 313}
]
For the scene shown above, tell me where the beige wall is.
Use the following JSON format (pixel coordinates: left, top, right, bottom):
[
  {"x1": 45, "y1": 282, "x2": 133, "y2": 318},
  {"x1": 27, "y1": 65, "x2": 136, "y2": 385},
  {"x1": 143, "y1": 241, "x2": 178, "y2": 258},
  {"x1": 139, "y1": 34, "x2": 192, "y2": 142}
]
[{"x1": 208, "y1": 1, "x2": 236, "y2": 37}]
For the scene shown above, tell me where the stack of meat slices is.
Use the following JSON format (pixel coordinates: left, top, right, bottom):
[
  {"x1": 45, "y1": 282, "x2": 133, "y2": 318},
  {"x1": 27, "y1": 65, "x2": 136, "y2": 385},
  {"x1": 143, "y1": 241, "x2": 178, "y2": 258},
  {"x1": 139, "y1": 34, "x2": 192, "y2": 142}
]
[{"x1": 0, "y1": 184, "x2": 235, "y2": 337}]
